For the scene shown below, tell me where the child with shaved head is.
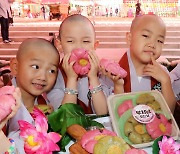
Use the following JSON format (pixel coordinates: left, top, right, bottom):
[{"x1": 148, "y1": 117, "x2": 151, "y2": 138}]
[
  {"x1": 8, "y1": 38, "x2": 60, "y2": 153},
  {"x1": 47, "y1": 14, "x2": 112, "y2": 115},
  {"x1": 107, "y1": 14, "x2": 176, "y2": 113}
]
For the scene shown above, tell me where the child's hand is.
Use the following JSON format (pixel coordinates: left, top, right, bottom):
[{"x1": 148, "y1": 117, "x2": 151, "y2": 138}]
[
  {"x1": 87, "y1": 51, "x2": 99, "y2": 79},
  {"x1": 143, "y1": 55, "x2": 169, "y2": 84},
  {"x1": 100, "y1": 67, "x2": 124, "y2": 93},
  {"x1": 0, "y1": 87, "x2": 21, "y2": 130},
  {"x1": 62, "y1": 53, "x2": 78, "y2": 80}
]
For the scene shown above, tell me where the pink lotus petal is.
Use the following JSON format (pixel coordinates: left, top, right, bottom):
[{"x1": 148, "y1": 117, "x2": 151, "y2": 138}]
[
  {"x1": 69, "y1": 48, "x2": 91, "y2": 76},
  {"x1": 48, "y1": 132, "x2": 61, "y2": 143},
  {"x1": 100, "y1": 58, "x2": 127, "y2": 78},
  {"x1": 158, "y1": 136, "x2": 180, "y2": 154},
  {"x1": 18, "y1": 108, "x2": 61, "y2": 153}
]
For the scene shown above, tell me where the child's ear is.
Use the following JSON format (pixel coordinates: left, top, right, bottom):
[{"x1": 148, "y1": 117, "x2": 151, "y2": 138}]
[
  {"x1": 126, "y1": 32, "x2": 132, "y2": 46},
  {"x1": 55, "y1": 37, "x2": 63, "y2": 53},
  {"x1": 94, "y1": 40, "x2": 99, "y2": 50},
  {"x1": 10, "y1": 58, "x2": 18, "y2": 76}
]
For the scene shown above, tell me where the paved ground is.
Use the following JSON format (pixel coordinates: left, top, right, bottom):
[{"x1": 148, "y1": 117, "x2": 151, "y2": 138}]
[{"x1": 13, "y1": 16, "x2": 180, "y2": 27}]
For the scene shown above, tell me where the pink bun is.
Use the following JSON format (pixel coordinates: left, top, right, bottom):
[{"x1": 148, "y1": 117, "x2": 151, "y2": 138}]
[
  {"x1": 146, "y1": 113, "x2": 172, "y2": 139},
  {"x1": 69, "y1": 48, "x2": 91, "y2": 76},
  {"x1": 118, "y1": 100, "x2": 133, "y2": 117},
  {"x1": 125, "y1": 149, "x2": 147, "y2": 154},
  {"x1": 100, "y1": 59, "x2": 127, "y2": 78},
  {"x1": 0, "y1": 86, "x2": 15, "y2": 121},
  {"x1": 80, "y1": 128, "x2": 116, "y2": 153}
]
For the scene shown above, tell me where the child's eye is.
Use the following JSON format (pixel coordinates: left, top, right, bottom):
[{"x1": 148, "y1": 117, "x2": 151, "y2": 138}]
[
  {"x1": 158, "y1": 40, "x2": 164, "y2": 44},
  {"x1": 83, "y1": 40, "x2": 90, "y2": 43},
  {"x1": 49, "y1": 69, "x2": 56, "y2": 74},
  {"x1": 67, "y1": 40, "x2": 73, "y2": 43},
  {"x1": 32, "y1": 65, "x2": 39, "y2": 69},
  {"x1": 142, "y1": 34, "x2": 148, "y2": 38}
]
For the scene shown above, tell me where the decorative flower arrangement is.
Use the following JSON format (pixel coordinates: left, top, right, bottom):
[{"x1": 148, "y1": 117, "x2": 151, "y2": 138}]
[
  {"x1": 69, "y1": 48, "x2": 91, "y2": 76},
  {"x1": 152, "y1": 135, "x2": 180, "y2": 154},
  {"x1": 18, "y1": 107, "x2": 61, "y2": 153}
]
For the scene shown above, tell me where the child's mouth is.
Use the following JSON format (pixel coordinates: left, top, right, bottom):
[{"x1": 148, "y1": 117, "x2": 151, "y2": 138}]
[{"x1": 33, "y1": 83, "x2": 45, "y2": 90}]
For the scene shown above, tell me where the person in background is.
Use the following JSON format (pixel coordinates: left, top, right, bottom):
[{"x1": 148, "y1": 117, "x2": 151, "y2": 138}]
[
  {"x1": 0, "y1": 0, "x2": 12, "y2": 43},
  {"x1": 135, "y1": 0, "x2": 141, "y2": 17}
]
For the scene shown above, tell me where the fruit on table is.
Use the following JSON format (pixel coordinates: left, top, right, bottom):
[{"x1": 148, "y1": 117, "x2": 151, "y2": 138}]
[
  {"x1": 94, "y1": 136, "x2": 130, "y2": 154},
  {"x1": 67, "y1": 124, "x2": 87, "y2": 141},
  {"x1": 100, "y1": 58, "x2": 127, "y2": 78},
  {"x1": 28, "y1": 104, "x2": 53, "y2": 114},
  {"x1": 0, "y1": 86, "x2": 16, "y2": 121},
  {"x1": 69, "y1": 141, "x2": 89, "y2": 154},
  {"x1": 117, "y1": 100, "x2": 133, "y2": 117},
  {"x1": 124, "y1": 116, "x2": 152, "y2": 144},
  {"x1": 136, "y1": 93, "x2": 161, "y2": 111},
  {"x1": 69, "y1": 48, "x2": 90, "y2": 76},
  {"x1": 146, "y1": 113, "x2": 172, "y2": 139},
  {"x1": 80, "y1": 128, "x2": 116, "y2": 153}
]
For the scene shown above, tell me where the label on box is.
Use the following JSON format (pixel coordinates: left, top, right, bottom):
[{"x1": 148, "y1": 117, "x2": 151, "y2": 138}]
[{"x1": 132, "y1": 105, "x2": 155, "y2": 124}]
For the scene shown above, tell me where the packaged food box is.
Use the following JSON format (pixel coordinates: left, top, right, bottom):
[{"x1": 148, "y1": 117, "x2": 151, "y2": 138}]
[{"x1": 107, "y1": 90, "x2": 179, "y2": 148}]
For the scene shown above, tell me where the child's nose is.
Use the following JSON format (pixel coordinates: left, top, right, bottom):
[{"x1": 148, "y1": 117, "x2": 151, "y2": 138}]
[
  {"x1": 147, "y1": 42, "x2": 155, "y2": 49},
  {"x1": 37, "y1": 70, "x2": 47, "y2": 81},
  {"x1": 75, "y1": 42, "x2": 83, "y2": 49}
]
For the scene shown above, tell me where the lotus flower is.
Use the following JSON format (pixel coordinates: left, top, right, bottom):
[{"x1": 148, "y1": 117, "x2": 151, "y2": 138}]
[
  {"x1": 80, "y1": 128, "x2": 116, "y2": 153},
  {"x1": 0, "y1": 86, "x2": 16, "y2": 121},
  {"x1": 117, "y1": 100, "x2": 133, "y2": 117},
  {"x1": 69, "y1": 48, "x2": 91, "y2": 76},
  {"x1": 146, "y1": 114, "x2": 172, "y2": 139},
  {"x1": 100, "y1": 58, "x2": 127, "y2": 78},
  {"x1": 18, "y1": 107, "x2": 61, "y2": 154},
  {"x1": 158, "y1": 136, "x2": 180, "y2": 154}
]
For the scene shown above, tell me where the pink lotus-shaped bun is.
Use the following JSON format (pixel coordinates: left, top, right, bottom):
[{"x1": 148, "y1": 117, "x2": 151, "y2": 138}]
[
  {"x1": 80, "y1": 128, "x2": 116, "y2": 153},
  {"x1": 125, "y1": 149, "x2": 147, "y2": 154},
  {"x1": 69, "y1": 48, "x2": 91, "y2": 76},
  {"x1": 146, "y1": 113, "x2": 172, "y2": 139},
  {"x1": 100, "y1": 58, "x2": 127, "y2": 78},
  {"x1": 0, "y1": 86, "x2": 16, "y2": 121},
  {"x1": 118, "y1": 100, "x2": 133, "y2": 117}
]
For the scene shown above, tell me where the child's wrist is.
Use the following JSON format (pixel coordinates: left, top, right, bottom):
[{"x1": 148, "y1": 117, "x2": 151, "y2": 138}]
[
  {"x1": 89, "y1": 84, "x2": 103, "y2": 94},
  {"x1": 64, "y1": 88, "x2": 78, "y2": 95},
  {"x1": 4, "y1": 138, "x2": 16, "y2": 154}
]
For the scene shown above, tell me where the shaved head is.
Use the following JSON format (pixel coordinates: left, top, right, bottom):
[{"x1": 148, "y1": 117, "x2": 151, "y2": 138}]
[
  {"x1": 130, "y1": 14, "x2": 166, "y2": 33},
  {"x1": 58, "y1": 14, "x2": 95, "y2": 40},
  {"x1": 17, "y1": 38, "x2": 59, "y2": 61}
]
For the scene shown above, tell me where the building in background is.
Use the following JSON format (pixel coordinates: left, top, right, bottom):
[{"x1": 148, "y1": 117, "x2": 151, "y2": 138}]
[{"x1": 9, "y1": 0, "x2": 180, "y2": 19}]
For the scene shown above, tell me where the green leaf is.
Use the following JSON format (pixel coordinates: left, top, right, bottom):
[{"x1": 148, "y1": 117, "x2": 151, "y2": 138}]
[{"x1": 152, "y1": 136, "x2": 163, "y2": 154}]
